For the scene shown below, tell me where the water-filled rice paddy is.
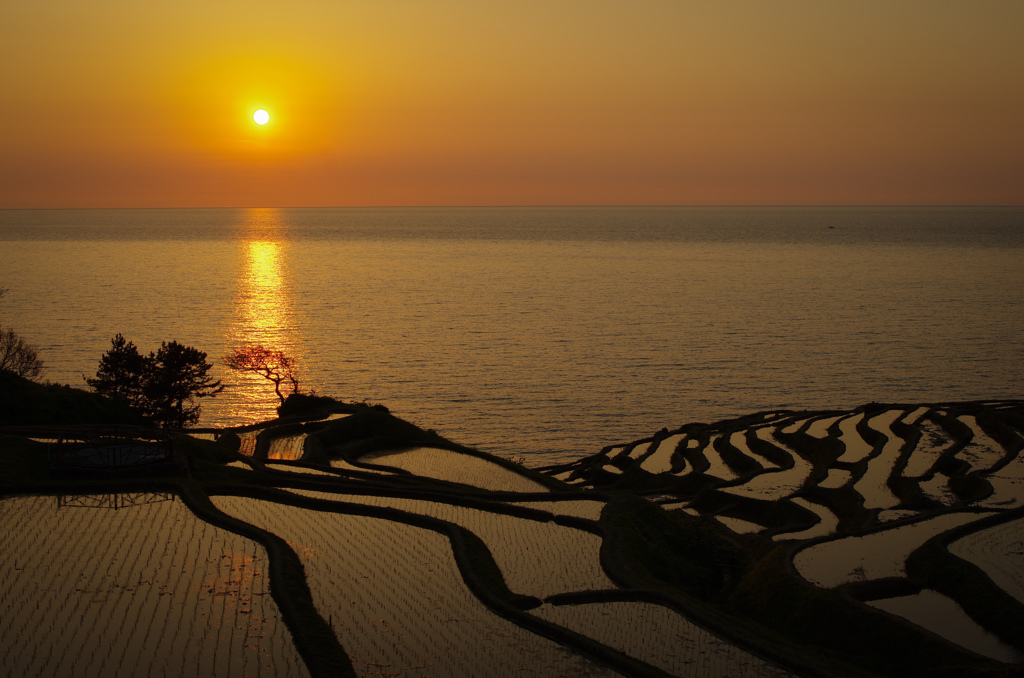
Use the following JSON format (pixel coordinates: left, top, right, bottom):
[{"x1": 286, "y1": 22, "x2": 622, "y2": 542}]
[
  {"x1": 715, "y1": 515, "x2": 762, "y2": 534},
  {"x1": 835, "y1": 414, "x2": 873, "y2": 463},
  {"x1": 949, "y1": 517, "x2": 1024, "y2": 605},
  {"x1": 265, "y1": 462, "x2": 338, "y2": 476},
  {"x1": 794, "y1": 512, "x2": 986, "y2": 587},
  {"x1": 210, "y1": 496, "x2": 611, "y2": 677},
  {"x1": 772, "y1": 498, "x2": 838, "y2": 542},
  {"x1": 818, "y1": 468, "x2": 852, "y2": 489},
  {"x1": 868, "y1": 590, "x2": 1024, "y2": 663},
  {"x1": 532, "y1": 601, "x2": 794, "y2": 677},
  {"x1": 959, "y1": 415, "x2": 1006, "y2": 471},
  {"x1": 982, "y1": 461, "x2": 1024, "y2": 510},
  {"x1": 903, "y1": 420, "x2": 949, "y2": 476},
  {"x1": 362, "y1": 447, "x2": 550, "y2": 492},
  {"x1": 288, "y1": 489, "x2": 613, "y2": 597},
  {"x1": 328, "y1": 458, "x2": 393, "y2": 474},
  {"x1": 510, "y1": 499, "x2": 607, "y2": 521},
  {"x1": 10, "y1": 398, "x2": 1023, "y2": 677},
  {"x1": 700, "y1": 436, "x2": 739, "y2": 481},
  {"x1": 639, "y1": 434, "x2": 683, "y2": 474},
  {"x1": 806, "y1": 416, "x2": 842, "y2": 439},
  {"x1": 0, "y1": 494, "x2": 307, "y2": 678},
  {"x1": 546, "y1": 401, "x2": 1024, "y2": 667},
  {"x1": 267, "y1": 434, "x2": 306, "y2": 461},
  {"x1": 852, "y1": 410, "x2": 904, "y2": 510}
]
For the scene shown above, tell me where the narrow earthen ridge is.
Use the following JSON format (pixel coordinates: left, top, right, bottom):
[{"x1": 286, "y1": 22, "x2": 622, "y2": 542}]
[
  {"x1": 906, "y1": 505, "x2": 1024, "y2": 653},
  {"x1": 205, "y1": 484, "x2": 682, "y2": 678},
  {"x1": 177, "y1": 481, "x2": 357, "y2": 678}
]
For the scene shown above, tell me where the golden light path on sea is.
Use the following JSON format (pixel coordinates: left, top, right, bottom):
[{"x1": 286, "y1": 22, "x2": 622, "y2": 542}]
[{"x1": 223, "y1": 208, "x2": 305, "y2": 422}]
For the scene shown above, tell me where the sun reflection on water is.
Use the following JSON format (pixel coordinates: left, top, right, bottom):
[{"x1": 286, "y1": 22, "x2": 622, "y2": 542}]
[
  {"x1": 222, "y1": 208, "x2": 305, "y2": 423},
  {"x1": 241, "y1": 240, "x2": 290, "y2": 344}
]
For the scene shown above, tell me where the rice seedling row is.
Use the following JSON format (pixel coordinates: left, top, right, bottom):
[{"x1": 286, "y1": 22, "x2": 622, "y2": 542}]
[
  {"x1": 288, "y1": 489, "x2": 614, "y2": 597},
  {"x1": 209, "y1": 496, "x2": 612, "y2": 677},
  {"x1": 510, "y1": 498, "x2": 607, "y2": 522},
  {"x1": 0, "y1": 494, "x2": 307, "y2": 678},
  {"x1": 362, "y1": 447, "x2": 550, "y2": 493},
  {"x1": 532, "y1": 601, "x2": 794, "y2": 677},
  {"x1": 267, "y1": 434, "x2": 306, "y2": 462}
]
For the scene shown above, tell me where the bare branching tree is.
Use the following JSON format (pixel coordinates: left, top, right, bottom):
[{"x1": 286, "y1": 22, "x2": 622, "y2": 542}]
[
  {"x1": 0, "y1": 326, "x2": 45, "y2": 380},
  {"x1": 0, "y1": 286, "x2": 45, "y2": 380},
  {"x1": 223, "y1": 345, "x2": 300, "y2": 406}
]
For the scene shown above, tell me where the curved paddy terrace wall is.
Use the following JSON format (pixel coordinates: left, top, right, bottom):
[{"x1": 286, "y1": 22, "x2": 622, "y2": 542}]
[
  {"x1": 5, "y1": 396, "x2": 1024, "y2": 677},
  {"x1": 285, "y1": 489, "x2": 614, "y2": 597},
  {"x1": 543, "y1": 399, "x2": 1024, "y2": 674},
  {"x1": 361, "y1": 446, "x2": 552, "y2": 493},
  {"x1": 210, "y1": 495, "x2": 619, "y2": 678}
]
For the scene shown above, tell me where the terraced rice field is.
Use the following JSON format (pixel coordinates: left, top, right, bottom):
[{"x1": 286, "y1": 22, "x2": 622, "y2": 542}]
[
  {"x1": 949, "y1": 517, "x2": 1024, "y2": 604},
  {"x1": 541, "y1": 400, "x2": 1024, "y2": 665},
  {"x1": 210, "y1": 496, "x2": 612, "y2": 677},
  {"x1": 362, "y1": 447, "x2": 550, "y2": 493},
  {"x1": 267, "y1": 434, "x2": 306, "y2": 461},
  {"x1": 868, "y1": 590, "x2": 1023, "y2": 663},
  {"x1": 288, "y1": 489, "x2": 613, "y2": 597},
  {"x1": 794, "y1": 512, "x2": 986, "y2": 587},
  {"x1": 0, "y1": 494, "x2": 307, "y2": 678},
  {"x1": 532, "y1": 601, "x2": 793, "y2": 677},
  {"x1": 11, "y1": 399, "x2": 1022, "y2": 677},
  {"x1": 510, "y1": 498, "x2": 607, "y2": 521}
]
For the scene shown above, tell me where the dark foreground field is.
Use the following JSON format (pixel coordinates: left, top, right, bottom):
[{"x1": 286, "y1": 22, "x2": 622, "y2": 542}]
[{"x1": 1, "y1": 381, "x2": 1022, "y2": 677}]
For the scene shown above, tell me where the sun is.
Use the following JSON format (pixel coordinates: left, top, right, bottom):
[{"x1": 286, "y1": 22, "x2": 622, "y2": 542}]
[{"x1": 253, "y1": 109, "x2": 270, "y2": 125}]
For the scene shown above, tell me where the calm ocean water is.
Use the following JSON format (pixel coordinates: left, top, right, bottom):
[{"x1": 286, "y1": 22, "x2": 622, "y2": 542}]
[{"x1": 2, "y1": 207, "x2": 1022, "y2": 465}]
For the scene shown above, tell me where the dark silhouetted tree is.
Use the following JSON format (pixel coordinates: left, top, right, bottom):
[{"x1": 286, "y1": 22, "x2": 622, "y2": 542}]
[
  {"x1": 0, "y1": 326, "x2": 44, "y2": 380},
  {"x1": 85, "y1": 334, "x2": 149, "y2": 410},
  {"x1": 146, "y1": 341, "x2": 223, "y2": 428},
  {"x1": 86, "y1": 336, "x2": 223, "y2": 428},
  {"x1": 0, "y1": 286, "x2": 44, "y2": 380},
  {"x1": 223, "y1": 345, "x2": 300, "y2": 406}
]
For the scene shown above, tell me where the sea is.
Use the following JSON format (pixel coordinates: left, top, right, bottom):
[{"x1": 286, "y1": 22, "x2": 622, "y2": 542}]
[{"x1": 1, "y1": 206, "x2": 1022, "y2": 465}]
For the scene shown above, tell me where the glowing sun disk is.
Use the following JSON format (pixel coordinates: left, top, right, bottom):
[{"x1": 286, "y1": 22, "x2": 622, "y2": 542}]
[{"x1": 253, "y1": 109, "x2": 270, "y2": 125}]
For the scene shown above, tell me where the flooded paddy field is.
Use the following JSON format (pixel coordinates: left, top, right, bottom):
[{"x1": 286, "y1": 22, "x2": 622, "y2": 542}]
[
  {"x1": 547, "y1": 399, "x2": 1024, "y2": 671},
  {"x1": 0, "y1": 493, "x2": 307, "y2": 678},
  {"x1": 211, "y1": 495, "x2": 616, "y2": 677},
  {"x1": 5, "y1": 396, "x2": 1024, "y2": 677},
  {"x1": 361, "y1": 446, "x2": 551, "y2": 493},
  {"x1": 285, "y1": 489, "x2": 613, "y2": 597},
  {"x1": 532, "y1": 601, "x2": 792, "y2": 678}
]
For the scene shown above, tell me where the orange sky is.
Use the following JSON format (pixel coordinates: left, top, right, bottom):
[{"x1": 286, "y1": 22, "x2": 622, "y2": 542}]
[{"x1": 1, "y1": 0, "x2": 1022, "y2": 207}]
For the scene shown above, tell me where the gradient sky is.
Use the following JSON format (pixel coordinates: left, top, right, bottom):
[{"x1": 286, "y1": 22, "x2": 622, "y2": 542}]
[{"x1": 1, "y1": 0, "x2": 1022, "y2": 207}]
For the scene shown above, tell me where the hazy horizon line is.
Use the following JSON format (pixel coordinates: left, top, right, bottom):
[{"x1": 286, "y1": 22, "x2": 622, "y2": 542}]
[{"x1": 3, "y1": 203, "x2": 1023, "y2": 212}]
